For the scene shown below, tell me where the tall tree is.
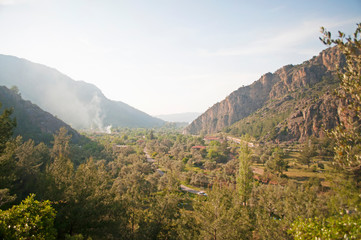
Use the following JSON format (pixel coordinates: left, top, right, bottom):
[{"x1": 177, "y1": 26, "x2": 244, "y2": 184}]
[
  {"x1": 189, "y1": 184, "x2": 252, "y2": 240},
  {"x1": 237, "y1": 144, "x2": 253, "y2": 205},
  {"x1": 46, "y1": 128, "x2": 74, "y2": 200}
]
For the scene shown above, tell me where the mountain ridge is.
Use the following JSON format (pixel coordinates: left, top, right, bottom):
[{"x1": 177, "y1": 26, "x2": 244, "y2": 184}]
[
  {"x1": 184, "y1": 47, "x2": 346, "y2": 142},
  {"x1": 0, "y1": 54, "x2": 165, "y2": 130},
  {"x1": 0, "y1": 85, "x2": 83, "y2": 143}
]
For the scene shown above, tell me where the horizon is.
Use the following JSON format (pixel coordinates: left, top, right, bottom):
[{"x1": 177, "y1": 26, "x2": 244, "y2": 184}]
[{"x1": 0, "y1": 0, "x2": 360, "y2": 116}]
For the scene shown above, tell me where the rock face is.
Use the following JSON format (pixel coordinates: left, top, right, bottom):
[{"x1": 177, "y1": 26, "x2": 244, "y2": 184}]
[
  {"x1": 0, "y1": 86, "x2": 83, "y2": 143},
  {"x1": 0, "y1": 54, "x2": 165, "y2": 129},
  {"x1": 185, "y1": 47, "x2": 346, "y2": 142},
  {"x1": 275, "y1": 93, "x2": 343, "y2": 142}
]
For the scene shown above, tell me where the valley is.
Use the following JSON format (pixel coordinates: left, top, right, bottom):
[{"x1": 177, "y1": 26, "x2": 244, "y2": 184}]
[{"x1": 0, "y1": 22, "x2": 360, "y2": 239}]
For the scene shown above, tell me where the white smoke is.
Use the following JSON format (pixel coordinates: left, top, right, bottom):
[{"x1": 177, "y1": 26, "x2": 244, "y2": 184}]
[
  {"x1": 87, "y1": 93, "x2": 104, "y2": 131},
  {"x1": 106, "y1": 125, "x2": 112, "y2": 134}
]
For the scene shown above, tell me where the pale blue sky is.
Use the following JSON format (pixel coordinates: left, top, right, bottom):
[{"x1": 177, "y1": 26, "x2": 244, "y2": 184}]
[{"x1": 0, "y1": 0, "x2": 360, "y2": 115}]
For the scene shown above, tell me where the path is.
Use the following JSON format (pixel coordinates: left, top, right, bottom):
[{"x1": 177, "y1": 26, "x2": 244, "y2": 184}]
[{"x1": 144, "y1": 147, "x2": 205, "y2": 195}]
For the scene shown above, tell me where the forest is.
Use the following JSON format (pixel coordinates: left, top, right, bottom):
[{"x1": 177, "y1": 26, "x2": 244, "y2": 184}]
[{"x1": 0, "y1": 25, "x2": 360, "y2": 240}]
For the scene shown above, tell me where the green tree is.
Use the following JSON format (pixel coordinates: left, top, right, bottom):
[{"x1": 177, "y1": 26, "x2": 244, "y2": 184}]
[
  {"x1": 265, "y1": 148, "x2": 289, "y2": 177},
  {"x1": 0, "y1": 194, "x2": 57, "y2": 240},
  {"x1": 189, "y1": 184, "x2": 252, "y2": 240},
  {"x1": 56, "y1": 158, "x2": 126, "y2": 239},
  {"x1": 237, "y1": 144, "x2": 253, "y2": 204},
  {"x1": 289, "y1": 215, "x2": 361, "y2": 240},
  {"x1": 46, "y1": 128, "x2": 74, "y2": 200},
  {"x1": 298, "y1": 142, "x2": 317, "y2": 168},
  {"x1": 251, "y1": 184, "x2": 324, "y2": 240},
  {"x1": 0, "y1": 102, "x2": 16, "y2": 153},
  {"x1": 138, "y1": 191, "x2": 182, "y2": 240},
  {"x1": 321, "y1": 23, "x2": 361, "y2": 182}
]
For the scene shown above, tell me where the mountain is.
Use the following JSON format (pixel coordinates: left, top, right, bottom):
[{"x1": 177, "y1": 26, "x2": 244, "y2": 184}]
[
  {"x1": 0, "y1": 85, "x2": 83, "y2": 143},
  {"x1": 185, "y1": 47, "x2": 346, "y2": 142},
  {"x1": 0, "y1": 54, "x2": 165, "y2": 130},
  {"x1": 156, "y1": 112, "x2": 201, "y2": 123}
]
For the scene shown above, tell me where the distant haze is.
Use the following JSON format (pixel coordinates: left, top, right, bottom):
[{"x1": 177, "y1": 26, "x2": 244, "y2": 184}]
[
  {"x1": 156, "y1": 112, "x2": 201, "y2": 123},
  {"x1": 0, "y1": 0, "x2": 360, "y2": 115},
  {"x1": 0, "y1": 54, "x2": 164, "y2": 130}
]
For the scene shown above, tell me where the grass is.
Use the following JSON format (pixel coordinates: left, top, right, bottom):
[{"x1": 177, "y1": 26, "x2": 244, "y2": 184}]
[
  {"x1": 184, "y1": 164, "x2": 203, "y2": 173},
  {"x1": 251, "y1": 150, "x2": 333, "y2": 186}
]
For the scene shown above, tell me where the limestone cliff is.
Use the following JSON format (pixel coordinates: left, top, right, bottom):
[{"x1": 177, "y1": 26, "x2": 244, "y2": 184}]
[{"x1": 185, "y1": 47, "x2": 346, "y2": 142}]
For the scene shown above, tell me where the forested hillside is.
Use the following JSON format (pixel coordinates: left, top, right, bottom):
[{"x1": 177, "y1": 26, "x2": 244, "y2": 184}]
[
  {"x1": 0, "y1": 85, "x2": 83, "y2": 144},
  {"x1": 0, "y1": 55, "x2": 165, "y2": 130}
]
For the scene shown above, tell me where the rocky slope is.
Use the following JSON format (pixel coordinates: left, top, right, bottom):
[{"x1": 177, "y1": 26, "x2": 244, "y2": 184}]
[
  {"x1": 0, "y1": 85, "x2": 83, "y2": 143},
  {"x1": 185, "y1": 47, "x2": 346, "y2": 142},
  {"x1": 0, "y1": 54, "x2": 164, "y2": 129}
]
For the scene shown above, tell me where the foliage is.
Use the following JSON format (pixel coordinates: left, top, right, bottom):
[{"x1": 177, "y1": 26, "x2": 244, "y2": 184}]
[
  {"x1": 265, "y1": 148, "x2": 289, "y2": 177},
  {"x1": 187, "y1": 184, "x2": 252, "y2": 240},
  {"x1": 321, "y1": 23, "x2": 361, "y2": 181},
  {"x1": 0, "y1": 102, "x2": 16, "y2": 153},
  {"x1": 0, "y1": 189, "x2": 16, "y2": 208},
  {"x1": 237, "y1": 144, "x2": 253, "y2": 204},
  {"x1": 289, "y1": 214, "x2": 361, "y2": 240},
  {"x1": 0, "y1": 194, "x2": 56, "y2": 240},
  {"x1": 298, "y1": 141, "x2": 317, "y2": 168},
  {"x1": 251, "y1": 184, "x2": 326, "y2": 240}
]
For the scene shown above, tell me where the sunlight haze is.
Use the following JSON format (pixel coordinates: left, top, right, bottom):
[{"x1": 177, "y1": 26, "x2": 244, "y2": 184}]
[{"x1": 0, "y1": 0, "x2": 360, "y2": 115}]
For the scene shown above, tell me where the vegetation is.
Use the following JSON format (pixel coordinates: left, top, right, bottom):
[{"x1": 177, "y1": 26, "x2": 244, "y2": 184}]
[
  {"x1": 321, "y1": 23, "x2": 361, "y2": 183},
  {"x1": 0, "y1": 23, "x2": 360, "y2": 239},
  {"x1": 0, "y1": 194, "x2": 56, "y2": 240}
]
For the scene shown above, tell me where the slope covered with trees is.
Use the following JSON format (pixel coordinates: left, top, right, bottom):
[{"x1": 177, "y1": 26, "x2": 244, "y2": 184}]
[{"x1": 0, "y1": 85, "x2": 83, "y2": 144}]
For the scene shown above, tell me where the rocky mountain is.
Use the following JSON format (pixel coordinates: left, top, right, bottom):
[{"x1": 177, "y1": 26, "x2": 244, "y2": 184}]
[
  {"x1": 185, "y1": 47, "x2": 346, "y2": 142},
  {"x1": 0, "y1": 54, "x2": 165, "y2": 130},
  {"x1": 0, "y1": 85, "x2": 83, "y2": 143},
  {"x1": 156, "y1": 112, "x2": 201, "y2": 123}
]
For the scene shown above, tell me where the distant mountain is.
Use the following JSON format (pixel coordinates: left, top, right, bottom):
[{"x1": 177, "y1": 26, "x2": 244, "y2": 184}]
[
  {"x1": 0, "y1": 54, "x2": 165, "y2": 130},
  {"x1": 185, "y1": 47, "x2": 347, "y2": 143},
  {"x1": 0, "y1": 85, "x2": 83, "y2": 143},
  {"x1": 156, "y1": 112, "x2": 201, "y2": 123}
]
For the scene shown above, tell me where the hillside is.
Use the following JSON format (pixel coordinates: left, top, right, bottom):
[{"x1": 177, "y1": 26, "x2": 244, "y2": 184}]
[
  {"x1": 0, "y1": 85, "x2": 83, "y2": 143},
  {"x1": 0, "y1": 54, "x2": 165, "y2": 130},
  {"x1": 185, "y1": 47, "x2": 346, "y2": 142}
]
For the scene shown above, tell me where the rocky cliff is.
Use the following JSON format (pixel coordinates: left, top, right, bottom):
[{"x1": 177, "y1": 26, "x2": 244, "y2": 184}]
[{"x1": 185, "y1": 47, "x2": 346, "y2": 142}]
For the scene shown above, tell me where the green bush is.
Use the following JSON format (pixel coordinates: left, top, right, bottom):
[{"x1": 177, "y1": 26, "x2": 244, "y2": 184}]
[{"x1": 0, "y1": 194, "x2": 56, "y2": 240}]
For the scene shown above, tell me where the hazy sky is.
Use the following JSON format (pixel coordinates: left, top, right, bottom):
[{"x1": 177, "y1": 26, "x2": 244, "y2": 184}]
[{"x1": 0, "y1": 0, "x2": 360, "y2": 116}]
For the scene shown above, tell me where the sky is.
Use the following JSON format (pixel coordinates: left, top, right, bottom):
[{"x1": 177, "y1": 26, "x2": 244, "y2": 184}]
[{"x1": 0, "y1": 0, "x2": 360, "y2": 116}]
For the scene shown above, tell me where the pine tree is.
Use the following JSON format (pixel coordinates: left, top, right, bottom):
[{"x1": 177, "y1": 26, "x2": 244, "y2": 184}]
[{"x1": 237, "y1": 144, "x2": 253, "y2": 205}]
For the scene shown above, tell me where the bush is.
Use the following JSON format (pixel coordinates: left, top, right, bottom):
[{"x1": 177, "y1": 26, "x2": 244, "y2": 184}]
[{"x1": 0, "y1": 194, "x2": 57, "y2": 240}]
